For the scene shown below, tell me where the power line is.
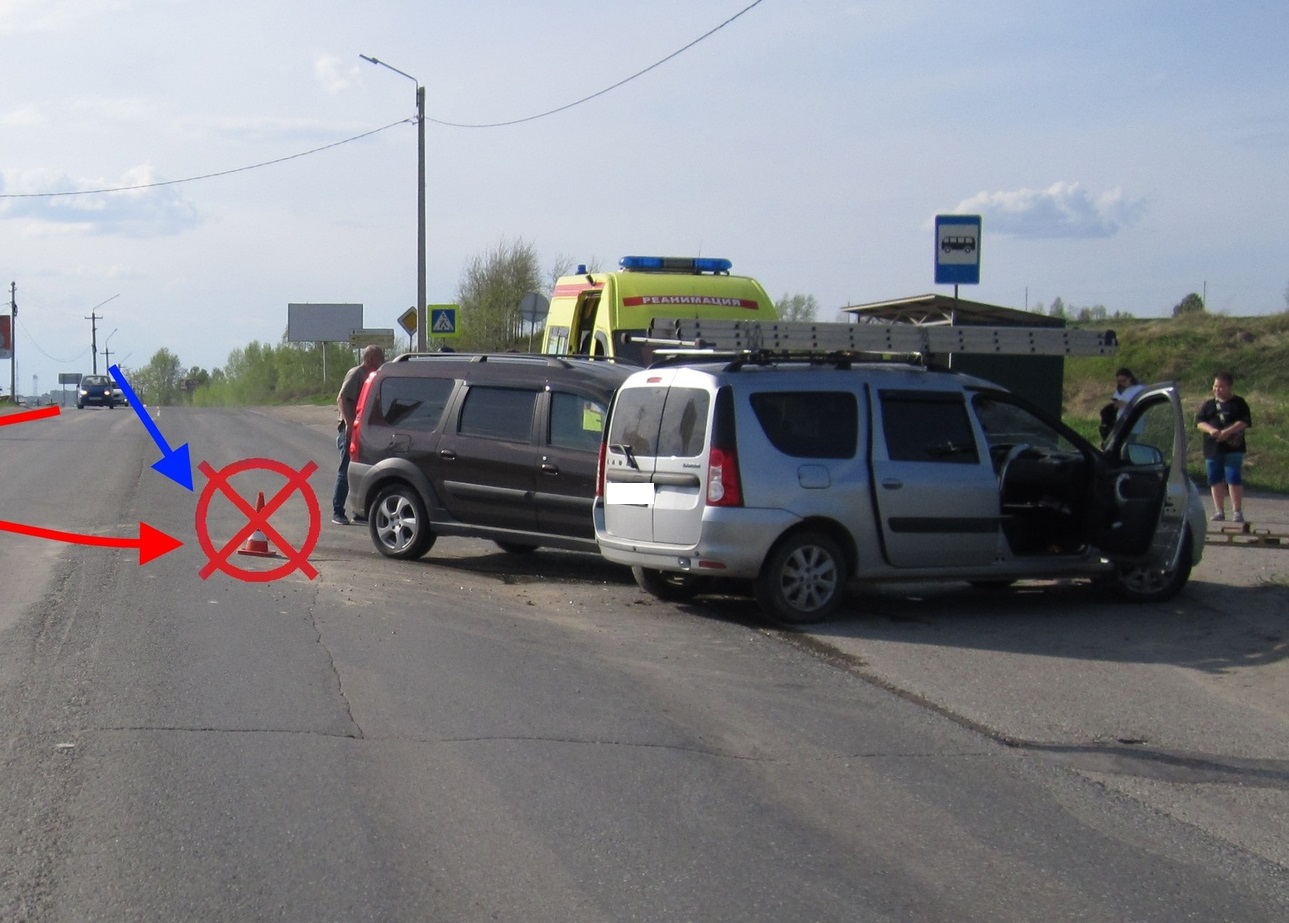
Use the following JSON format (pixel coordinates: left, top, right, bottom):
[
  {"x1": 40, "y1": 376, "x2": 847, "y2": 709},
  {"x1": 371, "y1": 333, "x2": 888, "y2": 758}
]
[
  {"x1": 0, "y1": 120, "x2": 411, "y2": 199},
  {"x1": 0, "y1": 0, "x2": 766, "y2": 199},
  {"x1": 428, "y1": 0, "x2": 766, "y2": 129}
]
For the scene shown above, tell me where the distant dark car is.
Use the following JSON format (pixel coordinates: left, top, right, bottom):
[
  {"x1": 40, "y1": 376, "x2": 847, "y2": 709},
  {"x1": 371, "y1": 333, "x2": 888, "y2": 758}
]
[{"x1": 77, "y1": 375, "x2": 117, "y2": 409}]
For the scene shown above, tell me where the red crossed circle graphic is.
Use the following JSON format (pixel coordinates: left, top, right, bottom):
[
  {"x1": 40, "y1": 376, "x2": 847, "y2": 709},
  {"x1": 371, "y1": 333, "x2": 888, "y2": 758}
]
[{"x1": 195, "y1": 458, "x2": 321, "y2": 582}]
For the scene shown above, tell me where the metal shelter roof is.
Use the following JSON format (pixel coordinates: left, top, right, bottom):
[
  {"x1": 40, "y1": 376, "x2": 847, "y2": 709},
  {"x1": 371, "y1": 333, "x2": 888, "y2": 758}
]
[{"x1": 841, "y1": 294, "x2": 1064, "y2": 328}]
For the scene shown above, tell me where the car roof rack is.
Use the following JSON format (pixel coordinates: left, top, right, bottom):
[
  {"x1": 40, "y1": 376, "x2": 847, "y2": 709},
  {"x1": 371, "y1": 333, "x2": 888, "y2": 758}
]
[
  {"x1": 636, "y1": 317, "x2": 1118, "y2": 358},
  {"x1": 645, "y1": 348, "x2": 919, "y2": 371},
  {"x1": 391, "y1": 352, "x2": 637, "y2": 369}
]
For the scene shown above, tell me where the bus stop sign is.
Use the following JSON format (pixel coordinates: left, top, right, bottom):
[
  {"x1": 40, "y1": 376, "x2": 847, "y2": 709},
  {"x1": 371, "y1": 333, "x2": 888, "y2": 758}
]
[{"x1": 935, "y1": 214, "x2": 982, "y2": 285}]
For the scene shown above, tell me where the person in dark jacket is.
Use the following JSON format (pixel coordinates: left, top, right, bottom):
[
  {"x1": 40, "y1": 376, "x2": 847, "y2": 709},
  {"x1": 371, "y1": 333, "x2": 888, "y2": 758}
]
[{"x1": 1195, "y1": 370, "x2": 1252, "y2": 523}]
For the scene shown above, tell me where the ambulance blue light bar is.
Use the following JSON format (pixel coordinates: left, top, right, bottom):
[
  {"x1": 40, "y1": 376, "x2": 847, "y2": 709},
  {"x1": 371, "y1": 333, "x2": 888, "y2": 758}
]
[{"x1": 619, "y1": 256, "x2": 733, "y2": 274}]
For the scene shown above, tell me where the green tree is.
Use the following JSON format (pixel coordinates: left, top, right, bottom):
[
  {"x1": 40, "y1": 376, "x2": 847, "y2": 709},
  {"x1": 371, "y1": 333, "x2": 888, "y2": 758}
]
[
  {"x1": 456, "y1": 238, "x2": 542, "y2": 351},
  {"x1": 775, "y1": 293, "x2": 819, "y2": 322},
  {"x1": 1173, "y1": 292, "x2": 1205, "y2": 317},
  {"x1": 1075, "y1": 304, "x2": 1108, "y2": 322},
  {"x1": 1047, "y1": 297, "x2": 1067, "y2": 319},
  {"x1": 133, "y1": 348, "x2": 184, "y2": 406}
]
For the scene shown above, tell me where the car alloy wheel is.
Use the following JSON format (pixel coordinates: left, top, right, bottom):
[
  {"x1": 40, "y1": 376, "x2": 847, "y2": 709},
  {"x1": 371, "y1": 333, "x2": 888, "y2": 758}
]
[
  {"x1": 370, "y1": 483, "x2": 436, "y2": 561},
  {"x1": 754, "y1": 531, "x2": 847, "y2": 624}
]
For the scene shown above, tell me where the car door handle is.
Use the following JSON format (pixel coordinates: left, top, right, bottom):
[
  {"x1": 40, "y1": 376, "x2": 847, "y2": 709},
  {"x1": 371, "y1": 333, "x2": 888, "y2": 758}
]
[
  {"x1": 881, "y1": 478, "x2": 904, "y2": 490},
  {"x1": 439, "y1": 449, "x2": 457, "y2": 461},
  {"x1": 540, "y1": 461, "x2": 560, "y2": 475}
]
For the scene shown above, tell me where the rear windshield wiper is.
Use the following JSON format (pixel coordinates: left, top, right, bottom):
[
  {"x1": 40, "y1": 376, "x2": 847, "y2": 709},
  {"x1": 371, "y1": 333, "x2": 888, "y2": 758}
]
[{"x1": 610, "y1": 444, "x2": 639, "y2": 469}]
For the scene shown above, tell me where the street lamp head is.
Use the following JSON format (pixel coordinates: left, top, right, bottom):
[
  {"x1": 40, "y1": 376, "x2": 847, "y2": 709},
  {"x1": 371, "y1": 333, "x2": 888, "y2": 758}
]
[{"x1": 359, "y1": 54, "x2": 379, "y2": 65}]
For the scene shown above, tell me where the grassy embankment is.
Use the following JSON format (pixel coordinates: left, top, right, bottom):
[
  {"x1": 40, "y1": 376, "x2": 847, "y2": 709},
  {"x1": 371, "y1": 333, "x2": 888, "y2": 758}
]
[{"x1": 1063, "y1": 312, "x2": 1289, "y2": 493}]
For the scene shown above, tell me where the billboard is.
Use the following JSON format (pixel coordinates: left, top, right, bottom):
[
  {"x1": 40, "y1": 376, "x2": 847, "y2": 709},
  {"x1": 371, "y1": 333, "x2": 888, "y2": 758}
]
[
  {"x1": 0, "y1": 315, "x2": 10, "y2": 360},
  {"x1": 286, "y1": 303, "x2": 364, "y2": 343}
]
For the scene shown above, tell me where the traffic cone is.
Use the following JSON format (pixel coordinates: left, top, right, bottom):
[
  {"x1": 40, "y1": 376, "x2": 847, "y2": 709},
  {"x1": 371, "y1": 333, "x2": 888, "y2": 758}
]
[{"x1": 237, "y1": 491, "x2": 277, "y2": 558}]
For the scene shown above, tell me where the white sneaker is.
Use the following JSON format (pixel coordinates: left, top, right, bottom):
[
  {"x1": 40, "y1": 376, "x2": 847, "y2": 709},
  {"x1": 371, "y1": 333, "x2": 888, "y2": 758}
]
[
  {"x1": 1232, "y1": 511, "x2": 1245, "y2": 524},
  {"x1": 1210, "y1": 511, "x2": 1225, "y2": 522}
]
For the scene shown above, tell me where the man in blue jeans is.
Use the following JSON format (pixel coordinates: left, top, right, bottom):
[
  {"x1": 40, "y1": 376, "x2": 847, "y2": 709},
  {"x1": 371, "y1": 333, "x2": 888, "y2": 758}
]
[
  {"x1": 1196, "y1": 369, "x2": 1252, "y2": 523},
  {"x1": 333, "y1": 345, "x2": 385, "y2": 525}
]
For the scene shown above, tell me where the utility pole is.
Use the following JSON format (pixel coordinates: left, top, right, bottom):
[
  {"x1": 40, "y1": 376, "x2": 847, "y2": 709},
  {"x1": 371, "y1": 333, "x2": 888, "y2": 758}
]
[
  {"x1": 84, "y1": 294, "x2": 120, "y2": 375},
  {"x1": 86, "y1": 311, "x2": 101, "y2": 374},
  {"x1": 9, "y1": 282, "x2": 16, "y2": 402}
]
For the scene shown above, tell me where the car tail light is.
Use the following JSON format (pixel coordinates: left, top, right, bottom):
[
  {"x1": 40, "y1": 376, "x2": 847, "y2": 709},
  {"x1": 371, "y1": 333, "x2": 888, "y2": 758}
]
[
  {"x1": 706, "y1": 446, "x2": 742, "y2": 506},
  {"x1": 706, "y1": 387, "x2": 742, "y2": 507},
  {"x1": 595, "y1": 439, "x2": 607, "y2": 498},
  {"x1": 348, "y1": 371, "x2": 376, "y2": 457}
]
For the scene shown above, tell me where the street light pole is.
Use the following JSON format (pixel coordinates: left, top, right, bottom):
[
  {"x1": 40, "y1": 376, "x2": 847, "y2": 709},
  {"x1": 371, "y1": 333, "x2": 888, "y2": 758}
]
[
  {"x1": 103, "y1": 328, "x2": 118, "y2": 370},
  {"x1": 361, "y1": 54, "x2": 427, "y2": 352}
]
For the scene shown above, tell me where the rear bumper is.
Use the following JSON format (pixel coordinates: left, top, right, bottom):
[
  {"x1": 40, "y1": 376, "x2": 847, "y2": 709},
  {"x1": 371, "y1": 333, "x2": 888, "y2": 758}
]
[{"x1": 593, "y1": 499, "x2": 797, "y2": 577}]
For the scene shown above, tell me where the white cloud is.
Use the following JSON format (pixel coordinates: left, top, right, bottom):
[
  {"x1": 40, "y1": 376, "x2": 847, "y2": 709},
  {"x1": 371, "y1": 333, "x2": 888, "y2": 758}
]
[
  {"x1": 0, "y1": 104, "x2": 43, "y2": 127},
  {"x1": 69, "y1": 95, "x2": 163, "y2": 125},
  {"x1": 0, "y1": 165, "x2": 201, "y2": 237},
  {"x1": 953, "y1": 181, "x2": 1145, "y2": 240},
  {"x1": 315, "y1": 54, "x2": 361, "y2": 95},
  {"x1": 0, "y1": 0, "x2": 132, "y2": 35}
]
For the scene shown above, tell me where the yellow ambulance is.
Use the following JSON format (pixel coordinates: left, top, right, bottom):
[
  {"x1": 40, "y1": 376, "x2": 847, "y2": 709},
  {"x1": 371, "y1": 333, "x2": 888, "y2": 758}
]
[{"x1": 540, "y1": 256, "x2": 777, "y2": 364}]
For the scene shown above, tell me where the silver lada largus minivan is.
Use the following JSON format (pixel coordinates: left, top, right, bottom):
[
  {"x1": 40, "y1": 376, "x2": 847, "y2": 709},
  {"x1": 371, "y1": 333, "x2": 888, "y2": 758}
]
[{"x1": 594, "y1": 353, "x2": 1205, "y2": 624}]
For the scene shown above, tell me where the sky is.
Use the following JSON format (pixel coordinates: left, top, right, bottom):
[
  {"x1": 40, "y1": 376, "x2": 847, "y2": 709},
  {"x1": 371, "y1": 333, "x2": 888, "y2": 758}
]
[{"x1": 2, "y1": 0, "x2": 1287, "y2": 398}]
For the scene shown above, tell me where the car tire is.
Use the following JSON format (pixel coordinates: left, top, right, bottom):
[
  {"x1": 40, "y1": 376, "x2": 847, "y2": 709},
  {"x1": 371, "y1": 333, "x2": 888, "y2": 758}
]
[
  {"x1": 494, "y1": 541, "x2": 538, "y2": 554},
  {"x1": 631, "y1": 566, "x2": 710, "y2": 602},
  {"x1": 1112, "y1": 531, "x2": 1193, "y2": 603},
  {"x1": 369, "y1": 483, "x2": 436, "y2": 560},
  {"x1": 754, "y1": 531, "x2": 847, "y2": 624}
]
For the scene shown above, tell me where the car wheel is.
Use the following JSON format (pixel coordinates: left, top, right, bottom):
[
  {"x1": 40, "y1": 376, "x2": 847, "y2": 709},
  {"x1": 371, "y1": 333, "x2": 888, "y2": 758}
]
[
  {"x1": 754, "y1": 531, "x2": 847, "y2": 624},
  {"x1": 369, "y1": 483, "x2": 436, "y2": 560},
  {"x1": 494, "y1": 541, "x2": 538, "y2": 554},
  {"x1": 631, "y1": 566, "x2": 710, "y2": 602},
  {"x1": 1112, "y1": 532, "x2": 1193, "y2": 603}
]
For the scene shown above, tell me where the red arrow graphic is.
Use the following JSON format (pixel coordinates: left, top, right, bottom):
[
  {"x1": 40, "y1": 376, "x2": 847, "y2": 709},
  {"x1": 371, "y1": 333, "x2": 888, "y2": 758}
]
[
  {"x1": 0, "y1": 405, "x2": 60, "y2": 427},
  {"x1": 0, "y1": 520, "x2": 183, "y2": 565}
]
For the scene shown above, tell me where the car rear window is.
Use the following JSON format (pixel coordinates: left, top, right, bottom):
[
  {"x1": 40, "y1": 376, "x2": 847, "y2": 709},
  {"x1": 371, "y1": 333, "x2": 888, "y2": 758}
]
[
  {"x1": 377, "y1": 377, "x2": 454, "y2": 430},
  {"x1": 609, "y1": 386, "x2": 709, "y2": 458},
  {"x1": 750, "y1": 391, "x2": 857, "y2": 459}
]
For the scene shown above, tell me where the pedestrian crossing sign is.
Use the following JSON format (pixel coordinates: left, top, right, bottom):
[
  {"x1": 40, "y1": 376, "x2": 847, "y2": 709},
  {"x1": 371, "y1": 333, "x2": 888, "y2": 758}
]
[{"x1": 429, "y1": 305, "x2": 459, "y2": 338}]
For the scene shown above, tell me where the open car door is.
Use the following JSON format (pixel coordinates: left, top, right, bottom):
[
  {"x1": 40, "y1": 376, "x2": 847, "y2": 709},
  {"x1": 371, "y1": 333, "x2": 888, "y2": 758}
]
[{"x1": 1092, "y1": 383, "x2": 1190, "y2": 569}]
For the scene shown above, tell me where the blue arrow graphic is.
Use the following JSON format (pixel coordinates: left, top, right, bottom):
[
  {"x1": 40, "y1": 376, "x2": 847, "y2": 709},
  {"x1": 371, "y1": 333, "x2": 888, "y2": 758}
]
[{"x1": 108, "y1": 364, "x2": 194, "y2": 491}]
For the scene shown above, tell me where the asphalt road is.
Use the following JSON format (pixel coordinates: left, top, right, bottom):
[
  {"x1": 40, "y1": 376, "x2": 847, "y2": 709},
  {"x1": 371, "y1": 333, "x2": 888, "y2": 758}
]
[{"x1": 1, "y1": 405, "x2": 1286, "y2": 921}]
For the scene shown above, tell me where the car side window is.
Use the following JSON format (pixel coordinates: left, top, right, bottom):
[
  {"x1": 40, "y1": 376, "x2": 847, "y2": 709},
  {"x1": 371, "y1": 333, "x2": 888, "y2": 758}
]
[
  {"x1": 378, "y1": 377, "x2": 454, "y2": 430},
  {"x1": 971, "y1": 394, "x2": 1079, "y2": 454},
  {"x1": 458, "y1": 386, "x2": 537, "y2": 442},
  {"x1": 1118, "y1": 397, "x2": 1175, "y2": 467},
  {"x1": 880, "y1": 390, "x2": 980, "y2": 463},
  {"x1": 751, "y1": 391, "x2": 856, "y2": 459},
  {"x1": 549, "y1": 391, "x2": 606, "y2": 451}
]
